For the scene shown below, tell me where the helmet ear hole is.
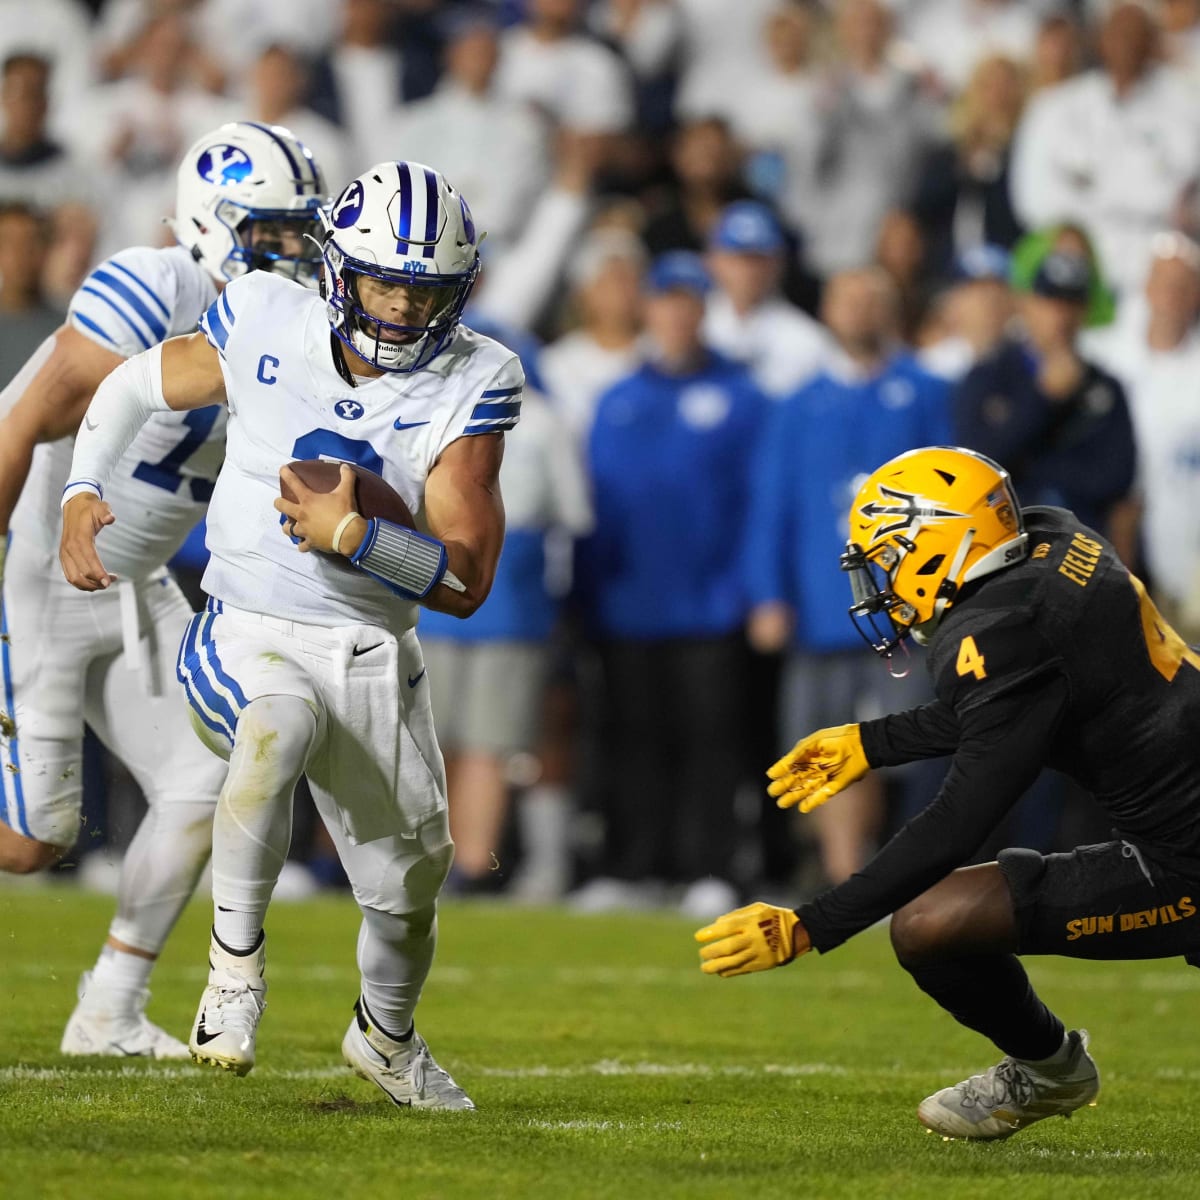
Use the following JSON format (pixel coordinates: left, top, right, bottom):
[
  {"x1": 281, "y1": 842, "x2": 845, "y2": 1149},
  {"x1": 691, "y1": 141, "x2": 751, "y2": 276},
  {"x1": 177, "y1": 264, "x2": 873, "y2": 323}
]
[{"x1": 915, "y1": 554, "x2": 945, "y2": 576}]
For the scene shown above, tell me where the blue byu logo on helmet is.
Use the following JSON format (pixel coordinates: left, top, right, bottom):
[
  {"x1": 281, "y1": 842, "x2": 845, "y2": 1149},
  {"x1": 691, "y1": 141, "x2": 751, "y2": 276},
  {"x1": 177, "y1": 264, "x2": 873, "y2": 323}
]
[
  {"x1": 334, "y1": 399, "x2": 365, "y2": 421},
  {"x1": 197, "y1": 144, "x2": 253, "y2": 186},
  {"x1": 332, "y1": 181, "x2": 365, "y2": 229},
  {"x1": 459, "y1": 195, "x2": 476, "y2": 245}
]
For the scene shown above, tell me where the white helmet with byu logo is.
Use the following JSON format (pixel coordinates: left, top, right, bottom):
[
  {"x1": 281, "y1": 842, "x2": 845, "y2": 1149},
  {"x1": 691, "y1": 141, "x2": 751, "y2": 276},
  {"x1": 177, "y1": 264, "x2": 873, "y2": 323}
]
[
  {"x1": 172, "y1": 121, "x2": 327, "y2": 287},
  {"x1": 321, "y1": 161, "x2": 481, "y2": 372}
]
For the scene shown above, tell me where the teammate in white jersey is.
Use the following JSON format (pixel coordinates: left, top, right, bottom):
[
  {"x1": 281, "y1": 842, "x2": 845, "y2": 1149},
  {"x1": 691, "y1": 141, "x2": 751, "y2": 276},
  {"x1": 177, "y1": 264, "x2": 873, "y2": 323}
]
[
  {"x1": 60, "y1": 162, "x2": 522, "y2": 1109},
  {"x1": 0, "y1": 121, "x2": 326, "y2": 1057}
]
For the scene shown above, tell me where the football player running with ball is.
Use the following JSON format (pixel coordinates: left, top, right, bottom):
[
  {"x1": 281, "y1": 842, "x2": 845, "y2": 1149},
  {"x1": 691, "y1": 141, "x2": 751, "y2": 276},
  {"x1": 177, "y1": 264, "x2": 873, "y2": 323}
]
[
  {"x1": 0, "y1": 122, "x2": 327, "y2": 1057},
  {"x1": 696, "y1": 446, "x2": 1200, "y2": 1140},
  {"x1": 60, "y1": 162, "x2": 522, "y2": 1109}
]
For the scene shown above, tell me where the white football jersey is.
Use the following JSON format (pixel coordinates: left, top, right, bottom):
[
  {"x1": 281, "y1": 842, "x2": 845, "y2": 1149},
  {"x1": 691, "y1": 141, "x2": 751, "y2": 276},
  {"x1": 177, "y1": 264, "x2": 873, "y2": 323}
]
[
  {"x1": 12, "y1": 244, "x2": 227, "y2": 578},
  {"x1": 197, "y1": 270, "x2": 524, "y2": 632}
]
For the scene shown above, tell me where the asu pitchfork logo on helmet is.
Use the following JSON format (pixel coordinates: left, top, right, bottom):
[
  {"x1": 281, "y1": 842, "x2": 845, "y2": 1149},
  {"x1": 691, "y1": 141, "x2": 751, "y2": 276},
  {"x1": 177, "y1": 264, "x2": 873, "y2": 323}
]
[{"x1": 841, "y1": 447, "x2": 1028, "y2": 657}]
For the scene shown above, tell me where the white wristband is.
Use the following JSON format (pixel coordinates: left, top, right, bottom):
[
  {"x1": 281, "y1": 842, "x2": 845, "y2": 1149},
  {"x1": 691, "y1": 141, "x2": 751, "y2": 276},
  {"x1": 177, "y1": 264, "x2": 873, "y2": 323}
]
[{"x1": 332, "y1": 511, "x2": 362, "y2": 556}]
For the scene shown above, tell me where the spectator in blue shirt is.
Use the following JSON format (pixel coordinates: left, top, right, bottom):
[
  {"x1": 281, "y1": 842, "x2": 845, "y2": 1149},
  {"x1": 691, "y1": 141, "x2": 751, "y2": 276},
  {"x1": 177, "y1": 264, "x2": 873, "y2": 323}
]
[
  {"x1": 572, "y1": 251, "x2": 769, "y2": 918},
  {"x1": 745, "y1": 267, "x2": 952, "y2": 888},
  {"x1": 953, "y1": 250, "x2": 1138, "y2": 561}
]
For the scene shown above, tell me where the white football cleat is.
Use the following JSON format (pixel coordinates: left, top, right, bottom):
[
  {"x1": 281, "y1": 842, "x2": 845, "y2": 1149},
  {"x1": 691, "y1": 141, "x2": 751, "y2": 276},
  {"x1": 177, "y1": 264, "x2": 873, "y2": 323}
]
[
  {"x1": 188, "y1": 932, "x2": 267, "y2": 1076},
  {"x1": 60, "y1": 971, "x2": 189, "y2": 1059},
  {"x1": 918, "y1": 1029, "x2": 1099, "y2": 1140},
  {"x1": 342, "y1": 998, "x2": 475, "y2": 1110}
]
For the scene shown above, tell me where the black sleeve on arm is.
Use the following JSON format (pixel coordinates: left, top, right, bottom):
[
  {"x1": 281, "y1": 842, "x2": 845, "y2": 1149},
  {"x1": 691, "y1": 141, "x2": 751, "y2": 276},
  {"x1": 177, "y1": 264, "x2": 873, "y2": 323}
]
[
  {"x1": 860, "y1": 699, "x2": 960, "y2": 768},
  {"x1": 797, "y1": 672, "x2": 1070, "y2": 953}
]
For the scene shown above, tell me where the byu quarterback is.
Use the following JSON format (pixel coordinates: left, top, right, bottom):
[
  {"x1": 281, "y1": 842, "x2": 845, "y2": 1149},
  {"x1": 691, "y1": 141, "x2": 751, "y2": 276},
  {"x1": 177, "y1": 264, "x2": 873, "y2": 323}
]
[
  {"x1": 60, "y1": 162, "x2": 523, "y2": 1109},
  {"x1": 0, "y1": 121, "x2": 326, "y2": 1058}
]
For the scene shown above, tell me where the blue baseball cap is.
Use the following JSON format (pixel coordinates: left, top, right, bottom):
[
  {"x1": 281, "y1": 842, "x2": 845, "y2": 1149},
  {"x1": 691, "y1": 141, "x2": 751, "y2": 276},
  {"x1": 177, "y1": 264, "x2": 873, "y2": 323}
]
[
  {"x1": 645, "y1": 251, "x2": 711, "y2": 296},
  {"x1": 954, "y1": 244, "x2": 1011, "y2": 283},
  {"x1": 710, "y1": 201, "x2": 784, "y2": 254}
]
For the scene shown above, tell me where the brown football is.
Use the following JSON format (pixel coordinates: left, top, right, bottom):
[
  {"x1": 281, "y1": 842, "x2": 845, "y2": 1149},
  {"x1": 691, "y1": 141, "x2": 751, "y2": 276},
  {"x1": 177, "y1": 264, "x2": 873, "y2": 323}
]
[{"x1": 280, "y1": 460, "x2": 415, "y2": 560}]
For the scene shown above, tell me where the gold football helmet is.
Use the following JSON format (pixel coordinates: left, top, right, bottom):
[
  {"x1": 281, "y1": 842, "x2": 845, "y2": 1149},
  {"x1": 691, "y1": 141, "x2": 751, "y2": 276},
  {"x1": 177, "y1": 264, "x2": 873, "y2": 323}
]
[{"x1": 842, "y1": 446, "x2": 1028, "y2": 656}]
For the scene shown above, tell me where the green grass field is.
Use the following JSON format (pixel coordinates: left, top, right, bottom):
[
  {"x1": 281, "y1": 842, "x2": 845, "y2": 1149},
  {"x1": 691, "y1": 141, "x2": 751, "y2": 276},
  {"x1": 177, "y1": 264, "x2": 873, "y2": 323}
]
[{"x1": 3, "y1": 886, "x2": 1200, "y2": 1200}]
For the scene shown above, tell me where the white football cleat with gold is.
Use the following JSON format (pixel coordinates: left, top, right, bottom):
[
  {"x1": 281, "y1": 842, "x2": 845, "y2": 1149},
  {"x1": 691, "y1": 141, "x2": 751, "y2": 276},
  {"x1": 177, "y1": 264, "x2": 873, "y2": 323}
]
[
  {"x1": 918, "y1": 1030, "x2": 1099, "y2": 1140},
  {"x1": 61, "y1": 971, "x2": 189, "y2": 1059},
  {"x1": 342, "y1": 998, "x2": 474, "y2": 1110},
  {"x1": 188, "y1": 932, "x2": 267, "y2": 1076}
]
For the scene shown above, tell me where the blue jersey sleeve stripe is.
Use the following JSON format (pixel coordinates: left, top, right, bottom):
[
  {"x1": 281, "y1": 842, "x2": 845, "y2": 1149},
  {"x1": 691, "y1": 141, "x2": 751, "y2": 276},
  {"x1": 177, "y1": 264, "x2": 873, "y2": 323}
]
[
  {"x1": 471, "y1": 400, "x2": 522, "y2": 420},
  {"x1": 220, "y1": 288, "x2": 234, "y2": 328},
  {"x1": 80, "y1": 286, "x2": 153, "y2": 350},
  {"x1": 461, "y1": 422, "x2": 517, "y2": 436},
  {"x1": 107, "y1": 261, "x2": 170, "y2": 323},
  {"x1": 89, "y1": 269, "x2": 167, "y2": 342},
  {"x1": 479, "y1": 386, "x2": 522, "y2": 399},
  {"x1": 71, "y1": 310, "x2": 120, "y2": 349},
  {"x1": 201, "y1": 297, "x2": 230, "y2": 351}
]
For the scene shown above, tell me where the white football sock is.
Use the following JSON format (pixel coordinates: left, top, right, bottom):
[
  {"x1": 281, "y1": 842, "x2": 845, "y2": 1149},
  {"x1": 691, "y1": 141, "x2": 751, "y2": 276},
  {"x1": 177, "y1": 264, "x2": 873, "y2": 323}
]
[
  {"x1": 87, "y1": 944, "x2": 153, "y2": 1004},
  {"x1": 107, "y1": 798, "x2": 215, "y2": 955},
  {"x1": 210, "y1": 696, "x2": 317, "y2": 953},
  {"x1": 357, "y1": 904, "x2": 437, "y2": 1041}
]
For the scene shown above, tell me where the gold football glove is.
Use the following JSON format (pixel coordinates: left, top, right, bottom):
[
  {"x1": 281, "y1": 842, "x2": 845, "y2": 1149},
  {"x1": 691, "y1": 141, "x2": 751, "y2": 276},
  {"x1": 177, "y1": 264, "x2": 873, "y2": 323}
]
[
  {"x1": 694, "y1": 902, "x2": 809, "y2": 978},
  {"x1": 766, "y1": 723, "x2": 869, "y2": 812}
]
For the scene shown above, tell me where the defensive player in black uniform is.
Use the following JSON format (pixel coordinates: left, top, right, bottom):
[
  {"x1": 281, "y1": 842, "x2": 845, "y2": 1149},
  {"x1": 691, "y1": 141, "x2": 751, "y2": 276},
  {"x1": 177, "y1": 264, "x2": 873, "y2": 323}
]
[{"x1": 695, "y1": 445, "x2": 1200, "y2": 1139}]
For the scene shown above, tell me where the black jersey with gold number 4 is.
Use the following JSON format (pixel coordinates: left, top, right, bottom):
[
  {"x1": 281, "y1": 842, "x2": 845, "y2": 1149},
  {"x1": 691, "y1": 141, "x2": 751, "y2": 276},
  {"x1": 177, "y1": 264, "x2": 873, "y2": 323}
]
[{"x1": 928, "y1": 505, "x2": 1200, "y2": 864}]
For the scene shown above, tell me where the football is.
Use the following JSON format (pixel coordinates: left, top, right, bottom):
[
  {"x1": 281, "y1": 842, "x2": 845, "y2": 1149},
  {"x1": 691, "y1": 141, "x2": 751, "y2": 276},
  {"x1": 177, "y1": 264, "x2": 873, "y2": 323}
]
[{"x1": 280, "y1": 459, "x2": 416, "y2": 530}]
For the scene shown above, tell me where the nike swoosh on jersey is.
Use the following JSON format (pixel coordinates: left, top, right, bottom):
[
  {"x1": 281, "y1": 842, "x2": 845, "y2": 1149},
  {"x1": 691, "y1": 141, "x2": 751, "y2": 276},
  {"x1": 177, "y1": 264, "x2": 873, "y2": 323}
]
[
  {"x1": 84, "y1": 415, "x2": 99, "y2": 431},
  {"x1": 393, "y1": 419, "x2": 431, "y2": 431},
  {"x1": 352, "y1": 642, "x2": 384, "y2": 657},
  {"x1": 408, "y1": 668, "x2": 426, "y2": 688}
]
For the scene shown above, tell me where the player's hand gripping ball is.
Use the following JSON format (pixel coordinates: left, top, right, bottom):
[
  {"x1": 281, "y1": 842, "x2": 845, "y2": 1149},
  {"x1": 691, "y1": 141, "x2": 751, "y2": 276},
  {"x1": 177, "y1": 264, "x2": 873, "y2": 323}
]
[
  {"x1": 767, "y1": 723, "x2": 870, "y2": 812},
  {"x1": 275, "y1": 460, "x2": 414, "y2": 561}
]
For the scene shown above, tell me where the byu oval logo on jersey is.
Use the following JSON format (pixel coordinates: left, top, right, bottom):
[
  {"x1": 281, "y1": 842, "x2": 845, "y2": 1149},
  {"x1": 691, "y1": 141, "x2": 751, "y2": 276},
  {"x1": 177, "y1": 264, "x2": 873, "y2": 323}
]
[
  {"x1": 334, "y1": 399, "x2": 365, "y2": 421},
  {"x1": 197, "y1": 145, "x2": 253, "y2": 187},
  {"x1": 332, "y1": 181, "x2": 365, "y2": 229}
]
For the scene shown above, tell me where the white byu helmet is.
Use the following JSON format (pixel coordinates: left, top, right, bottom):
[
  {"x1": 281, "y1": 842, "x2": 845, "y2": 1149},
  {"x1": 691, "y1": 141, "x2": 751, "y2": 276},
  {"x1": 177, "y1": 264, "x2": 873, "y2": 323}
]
[
  {"x1": 321, "y1": 161, "x2": 481, "y2": 372},
  {"x1": 172, "y1": 121, "x2": 328, "y2": 287}
]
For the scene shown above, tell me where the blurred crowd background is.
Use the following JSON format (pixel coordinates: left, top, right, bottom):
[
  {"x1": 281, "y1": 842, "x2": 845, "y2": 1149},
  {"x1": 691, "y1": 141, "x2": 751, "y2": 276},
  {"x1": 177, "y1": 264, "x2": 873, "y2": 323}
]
[{"x1": 4, "y1": 0, "x2": 1200, "y2": 919}]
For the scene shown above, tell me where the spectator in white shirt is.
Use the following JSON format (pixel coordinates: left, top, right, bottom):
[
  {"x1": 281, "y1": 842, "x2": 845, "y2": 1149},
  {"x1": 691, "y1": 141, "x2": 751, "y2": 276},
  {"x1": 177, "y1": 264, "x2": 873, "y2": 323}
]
[
  {"x1": 0, "y1": 54, "x2": 95, "y2": 304},
  {"x1": 309, "y1": 0, "x2": 441, "y2": 172},
  {"x1": 390, "y1": 15, "x2": 550, "y2": 254},
  {"x1": 241, "y1": 43, "x2": 347, "y2": 193},
  {"x1": 901, "y1": 0, "x2": 1039, "y2": 99},
  {"x1": 727, "y1": 2, "x2": 823, "y2": 230},
  {"x1": 494, "y1": 0, "x2": 634, "y2": 136},
  {"x1": 1010, "y1": 1, "x2": 1200, "y2": 294},
  {"x1": 673, "y1": 0, "x2": 778, "y2": 123},
  {"x1": 0, "y1": 0, "x2": 93, "y2": 135},
  {"x1": 75, "y1": 13, "x2": 234, "y2": 256},
  {"x1": 703, "y1": 200, "x2": 829, "y2": 397},
  {"x1": 541, "y1": 227, "x2": 648, "y2": 444},
  {"x1": 802, "y1": 0, "x2": 935, "y2": 277},
  {"x1": 1086, "y1": 232, "x2": 1200, "y2": 635}
]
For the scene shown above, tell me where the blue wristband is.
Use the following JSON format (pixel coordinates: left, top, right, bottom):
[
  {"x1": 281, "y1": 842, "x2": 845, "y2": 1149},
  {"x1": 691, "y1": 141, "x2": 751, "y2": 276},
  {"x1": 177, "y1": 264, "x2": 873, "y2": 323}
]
[{"x1": 350, "y1": 517, "x2": 448, "y2": 600}]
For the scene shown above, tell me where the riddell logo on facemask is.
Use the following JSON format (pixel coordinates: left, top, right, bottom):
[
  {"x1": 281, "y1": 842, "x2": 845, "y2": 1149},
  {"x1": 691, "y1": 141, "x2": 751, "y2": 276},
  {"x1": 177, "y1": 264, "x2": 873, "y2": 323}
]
[{"x1": 758, "y1": 917, "x2": 783, "y2": 955}]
